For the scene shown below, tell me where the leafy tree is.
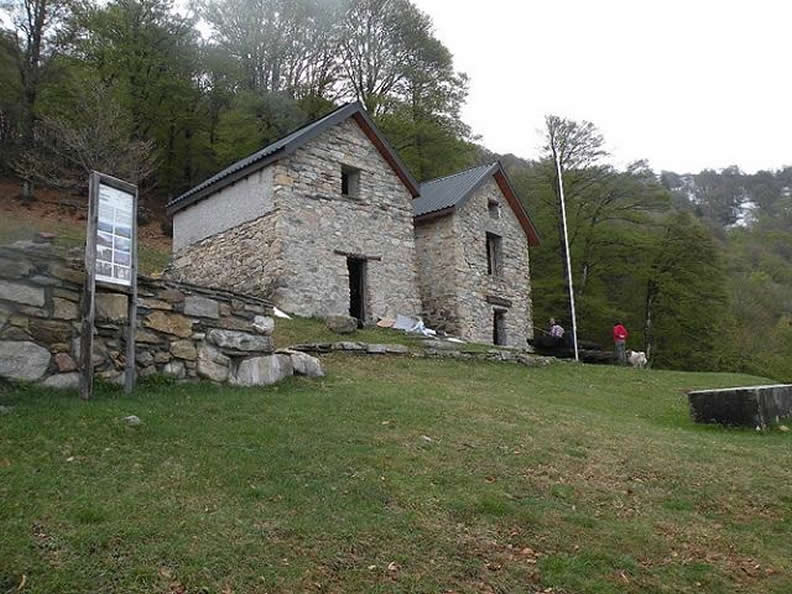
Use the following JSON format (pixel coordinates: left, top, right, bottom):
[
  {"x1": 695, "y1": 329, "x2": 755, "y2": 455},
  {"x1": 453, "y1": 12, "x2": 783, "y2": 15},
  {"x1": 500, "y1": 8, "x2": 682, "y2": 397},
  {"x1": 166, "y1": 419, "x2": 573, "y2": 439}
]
[
  {"x1": 0, "y1": 0, "x2": 74, "y2": 199},
  {"x1": 199, "y1": 0, "x2": 344, "y2": 96},
  {"x1": 643, "y1": 212, "x2": 730, "y2": 369},
  {"x1": 74, "y1": 0, "x2": 203, "y2": 198}
]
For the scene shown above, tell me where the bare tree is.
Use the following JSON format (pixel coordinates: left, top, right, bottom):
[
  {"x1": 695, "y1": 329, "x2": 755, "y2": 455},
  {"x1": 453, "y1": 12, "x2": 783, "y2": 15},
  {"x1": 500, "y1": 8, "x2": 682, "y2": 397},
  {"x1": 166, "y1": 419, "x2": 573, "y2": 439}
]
[{"x1": 14, "y1": 80, "x2": 158, "y2": 193}]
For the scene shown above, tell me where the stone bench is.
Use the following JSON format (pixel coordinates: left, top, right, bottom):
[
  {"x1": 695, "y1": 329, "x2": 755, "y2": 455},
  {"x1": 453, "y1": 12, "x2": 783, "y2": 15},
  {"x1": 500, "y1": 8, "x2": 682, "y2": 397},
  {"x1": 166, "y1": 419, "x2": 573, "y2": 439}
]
[{"x1": 687, "y1": 384, "x2": 792, "y2": 428}]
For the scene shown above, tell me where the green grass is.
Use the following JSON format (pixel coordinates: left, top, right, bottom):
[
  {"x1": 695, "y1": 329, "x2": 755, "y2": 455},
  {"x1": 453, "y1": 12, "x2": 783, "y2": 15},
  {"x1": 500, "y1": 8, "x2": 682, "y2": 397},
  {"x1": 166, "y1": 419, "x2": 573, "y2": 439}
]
[
  {"x1": 272, "y1": 316, "x2": 424, "y2": 349},
  {"x1": 272, "y1": 316, "x2": 499, "y2": 352},
  {"x1": 1, "y1": 358, "x2": 791, "y2": 593}
]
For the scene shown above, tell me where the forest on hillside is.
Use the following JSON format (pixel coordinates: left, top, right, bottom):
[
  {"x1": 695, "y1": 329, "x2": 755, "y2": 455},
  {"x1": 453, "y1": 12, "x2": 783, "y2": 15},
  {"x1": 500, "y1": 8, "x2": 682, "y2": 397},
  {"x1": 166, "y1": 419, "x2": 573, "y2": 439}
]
[{"x1": 1, "y1": 0, "x2": 790, "y2": 380}]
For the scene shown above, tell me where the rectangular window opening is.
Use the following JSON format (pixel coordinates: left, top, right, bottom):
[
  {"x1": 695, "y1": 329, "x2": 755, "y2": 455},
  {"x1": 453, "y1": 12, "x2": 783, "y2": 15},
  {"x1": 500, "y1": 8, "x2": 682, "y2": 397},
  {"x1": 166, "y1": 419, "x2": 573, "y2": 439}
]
[
  {"x1": 341, "y1": 165, "x2": 360, "y2": 197},
  {"x1": 486, "y1": 232, "x2": 502, "y2": 276},
  {"x1": 488, "y1": 199, "x2": 500, "y2": 220}
]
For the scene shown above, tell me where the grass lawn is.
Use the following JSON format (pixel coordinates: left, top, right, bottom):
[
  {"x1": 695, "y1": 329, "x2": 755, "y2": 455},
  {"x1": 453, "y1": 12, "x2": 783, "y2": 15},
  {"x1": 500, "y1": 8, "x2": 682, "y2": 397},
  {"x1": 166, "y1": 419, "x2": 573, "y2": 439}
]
[
  {"x1": 1, "y1": 357, "x2": 791, "y2": 593},
  {"x1": 272, "y1": 316, "x2": 500, "y2": 353}
]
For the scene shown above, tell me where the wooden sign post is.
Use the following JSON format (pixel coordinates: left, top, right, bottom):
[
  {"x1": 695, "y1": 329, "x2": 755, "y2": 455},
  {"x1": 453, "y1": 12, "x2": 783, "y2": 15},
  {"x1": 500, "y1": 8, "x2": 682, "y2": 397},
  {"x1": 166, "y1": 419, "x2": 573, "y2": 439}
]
[{"x1": 80, "y1": 171, "x2": 139, "y2": 400}]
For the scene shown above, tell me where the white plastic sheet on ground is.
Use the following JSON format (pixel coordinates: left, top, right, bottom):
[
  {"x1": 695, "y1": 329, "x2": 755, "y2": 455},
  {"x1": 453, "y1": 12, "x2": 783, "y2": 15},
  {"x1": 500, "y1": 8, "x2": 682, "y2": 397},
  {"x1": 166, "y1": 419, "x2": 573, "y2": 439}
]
[{"x1": 392, "y1": 313, "x2": 436, "y2": 337}]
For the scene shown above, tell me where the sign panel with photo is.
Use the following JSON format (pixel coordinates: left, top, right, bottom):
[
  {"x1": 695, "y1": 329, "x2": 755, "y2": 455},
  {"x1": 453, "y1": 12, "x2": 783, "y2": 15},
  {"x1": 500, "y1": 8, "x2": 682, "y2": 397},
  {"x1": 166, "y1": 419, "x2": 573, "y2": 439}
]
[{"x1": 95, "y1": 183, "x2": 135, "y2": 286}]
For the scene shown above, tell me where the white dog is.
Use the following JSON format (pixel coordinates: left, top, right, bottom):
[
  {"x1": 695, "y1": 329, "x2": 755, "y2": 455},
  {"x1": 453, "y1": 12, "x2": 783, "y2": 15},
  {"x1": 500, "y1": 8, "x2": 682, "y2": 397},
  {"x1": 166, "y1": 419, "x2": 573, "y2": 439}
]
[{"x1": 627, "y1": 350, "x2": 648, "y2": 369}]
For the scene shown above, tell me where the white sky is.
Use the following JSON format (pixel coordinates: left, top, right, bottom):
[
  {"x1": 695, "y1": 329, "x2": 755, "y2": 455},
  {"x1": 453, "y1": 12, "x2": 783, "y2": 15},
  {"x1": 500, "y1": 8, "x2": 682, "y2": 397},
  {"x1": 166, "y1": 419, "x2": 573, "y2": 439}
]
[{"x1": 414, "y1": 0, "x2": 791, "y2": 174}]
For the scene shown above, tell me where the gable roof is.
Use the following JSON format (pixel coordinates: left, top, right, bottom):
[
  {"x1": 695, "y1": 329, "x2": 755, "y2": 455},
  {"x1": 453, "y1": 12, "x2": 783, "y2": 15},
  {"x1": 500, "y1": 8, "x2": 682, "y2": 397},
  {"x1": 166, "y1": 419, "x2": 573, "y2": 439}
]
[
  {"x1": 414, "y1": 162, "x2": 540, "y2": 246},
  {"x1": 167, "y1": 102, "x2": 420, "y2": 214}
]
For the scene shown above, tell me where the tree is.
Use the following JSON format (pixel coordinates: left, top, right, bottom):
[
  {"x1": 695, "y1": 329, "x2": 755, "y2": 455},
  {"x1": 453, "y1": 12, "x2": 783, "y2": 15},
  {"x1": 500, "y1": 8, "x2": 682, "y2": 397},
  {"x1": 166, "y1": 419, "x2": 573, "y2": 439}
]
[
  {"x1": 75, "y1": 0, "x2": 203, "y2": 198},
  {"x1": 374, "y1": 15, "x2": 472, "y2": 180},
  {"x1": 643, "y1": 212, "x2": 730, "y2": 369},
  {"x1": 198, "y1": 0, "x2": 344, "y2": 97},
  {"x1": 0, "y1": 0, "x2": 73, "y2": 199},
  {"x1": 541, "y1": 115, "x2": 607, "y2": 348},
  {"x1": 14, "y1": 77, "x2": 157, "y2": 191}
]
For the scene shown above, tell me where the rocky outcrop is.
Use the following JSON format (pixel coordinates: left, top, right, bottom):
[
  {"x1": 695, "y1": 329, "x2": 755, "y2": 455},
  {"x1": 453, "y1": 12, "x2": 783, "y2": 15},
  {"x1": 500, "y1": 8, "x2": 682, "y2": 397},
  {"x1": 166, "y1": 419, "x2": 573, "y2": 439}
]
[{"x1": 280, "y1": 349, "x2": 324, "y2": 377}]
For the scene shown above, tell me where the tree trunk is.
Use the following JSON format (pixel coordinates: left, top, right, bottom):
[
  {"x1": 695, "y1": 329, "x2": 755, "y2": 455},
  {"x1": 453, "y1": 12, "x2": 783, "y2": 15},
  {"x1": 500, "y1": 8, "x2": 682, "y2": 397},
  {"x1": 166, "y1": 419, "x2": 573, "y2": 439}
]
[{"x1": 644, "y1": 280, "x2": 657, "y2": 362}]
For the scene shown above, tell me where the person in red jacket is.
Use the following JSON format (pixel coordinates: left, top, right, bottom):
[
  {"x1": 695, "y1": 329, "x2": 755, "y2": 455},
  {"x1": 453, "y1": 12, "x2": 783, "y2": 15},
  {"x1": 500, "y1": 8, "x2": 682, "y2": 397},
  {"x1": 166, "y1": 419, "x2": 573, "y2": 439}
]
[{"x1": 613, "y1": 322, "x2": 629, "y2": 365}]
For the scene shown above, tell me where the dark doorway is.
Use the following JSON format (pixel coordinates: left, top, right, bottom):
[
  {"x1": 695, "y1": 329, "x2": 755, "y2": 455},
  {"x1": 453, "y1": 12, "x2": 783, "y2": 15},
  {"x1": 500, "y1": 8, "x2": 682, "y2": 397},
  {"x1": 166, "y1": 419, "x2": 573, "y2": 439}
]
[
  {"x1": 347, "y1": 257, "x2": 366, "y2": 323},
  {"x1": 493, "y1": 309, "x2": 507, "y2": 345}
]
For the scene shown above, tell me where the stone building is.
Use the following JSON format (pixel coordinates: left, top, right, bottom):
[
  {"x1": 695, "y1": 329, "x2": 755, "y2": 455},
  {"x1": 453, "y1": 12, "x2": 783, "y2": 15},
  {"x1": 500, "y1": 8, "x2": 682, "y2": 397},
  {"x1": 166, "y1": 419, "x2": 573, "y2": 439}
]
[
  {"x1": 413, "y1": 162, "x2": 540, "y2": 346},
  {"x1": 168, "y1": 103, "x2": 540, "y2": 345},
  {"x1": 167, "y1": 102, "x2": 422, "y2": 322}
]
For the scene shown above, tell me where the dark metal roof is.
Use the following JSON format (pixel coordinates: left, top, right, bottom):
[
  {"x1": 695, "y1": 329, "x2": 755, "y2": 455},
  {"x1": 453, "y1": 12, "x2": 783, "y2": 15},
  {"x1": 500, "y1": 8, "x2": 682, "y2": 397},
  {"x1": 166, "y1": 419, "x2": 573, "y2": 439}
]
[
  {"x1": 167, "y1": 101, "x2": 420, "y2": 214},
  {"x1": 414, "y1": 161, "x2": 540, "y2": 246},
  {"x1": 413, "y1": 162, "x2": 498, "y2": 217}
]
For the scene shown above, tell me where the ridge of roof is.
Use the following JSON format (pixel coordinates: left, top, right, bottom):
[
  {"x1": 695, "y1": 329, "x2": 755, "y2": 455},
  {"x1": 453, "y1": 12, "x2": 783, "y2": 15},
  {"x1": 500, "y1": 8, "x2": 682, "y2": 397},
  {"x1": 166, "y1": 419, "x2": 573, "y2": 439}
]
[
  {"x1": 414, "y1": 160, "x2": 540, "y2": 246},
  {"x1": 420, "y1": 162, "x2": 497, "y2": 187},
  {"x1": 167, "y1": 101, "x2": 419, "y2": 214},
  {"x1": 413, "y1": 162, "x2": 498, "y2": 218}
]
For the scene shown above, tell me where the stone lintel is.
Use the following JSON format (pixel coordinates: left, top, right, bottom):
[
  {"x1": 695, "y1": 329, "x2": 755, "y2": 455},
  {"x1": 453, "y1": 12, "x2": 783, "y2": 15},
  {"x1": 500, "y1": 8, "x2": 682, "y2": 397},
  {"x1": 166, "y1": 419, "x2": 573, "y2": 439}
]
[
  {"x1": 486, "y1": 295, "x2": 513, "y2": 308},
  {"x1": 332, "y1": 249, "x2": 382, "y2": 261}
]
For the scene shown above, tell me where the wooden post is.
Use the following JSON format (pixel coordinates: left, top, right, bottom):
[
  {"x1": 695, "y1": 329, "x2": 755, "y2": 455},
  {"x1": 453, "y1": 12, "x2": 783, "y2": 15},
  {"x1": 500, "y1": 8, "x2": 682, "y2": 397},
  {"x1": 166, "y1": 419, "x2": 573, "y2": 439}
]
[
  {"x1": 79, "y1": 172, "x2": 99, "y2": 400},
  {"x1": 80, "y1": 171, "x2": 138, "y2": 399},
  {"x1": 124, "y1": 186, "x2": 139, "y2": 394}
]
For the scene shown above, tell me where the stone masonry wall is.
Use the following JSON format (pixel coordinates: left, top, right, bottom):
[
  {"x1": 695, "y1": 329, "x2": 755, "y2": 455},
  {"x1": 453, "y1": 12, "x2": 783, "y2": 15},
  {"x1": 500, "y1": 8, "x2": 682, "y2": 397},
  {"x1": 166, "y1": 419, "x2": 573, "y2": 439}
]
[
  {"x1": 267, "y1": 117, "x2": 421, "y2": 319},
  {"x1": 453, "y1": 178, "x2": 533, "y2": 346},
  {"x1": 0, "y1": 238, "x2": 285, "y2": 389},
  {"x1": 167, "y1": 117, "x2": 421, "y2": 321},
  {"x1": 169, "y1": 210, "x2": 282, "y2": 298},
  {"x1": 414, "y1": 214, "x2": 460, "y2": 333}
]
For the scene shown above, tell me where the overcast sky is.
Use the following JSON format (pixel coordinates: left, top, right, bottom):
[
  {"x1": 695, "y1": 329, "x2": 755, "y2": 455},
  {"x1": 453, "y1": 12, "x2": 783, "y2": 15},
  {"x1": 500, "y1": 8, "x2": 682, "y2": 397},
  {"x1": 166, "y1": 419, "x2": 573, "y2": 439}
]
[{"x1": 414, "y1": 0, "x2": 790, "y2": 174}]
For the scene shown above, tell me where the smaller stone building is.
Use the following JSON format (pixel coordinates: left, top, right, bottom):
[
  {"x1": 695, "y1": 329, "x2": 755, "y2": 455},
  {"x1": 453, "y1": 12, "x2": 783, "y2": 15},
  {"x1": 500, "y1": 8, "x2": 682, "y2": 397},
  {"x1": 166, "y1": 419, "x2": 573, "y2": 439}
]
[
  {"x1": 167, "y1": 102, "x2": 422, "y2": 322},
  {"x1": 413, "y1": 162, "x2": 540, "y2": 346}
]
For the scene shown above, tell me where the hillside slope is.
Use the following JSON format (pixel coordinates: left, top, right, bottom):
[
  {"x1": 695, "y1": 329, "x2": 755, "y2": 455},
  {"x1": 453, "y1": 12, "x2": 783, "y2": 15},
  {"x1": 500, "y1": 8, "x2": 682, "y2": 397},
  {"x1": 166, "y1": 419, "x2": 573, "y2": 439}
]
[
  {"x1": 1, "y1": 357, "x2": 789, "y2": 593},
  {"x1": 0, "y1": 179, "x2": 171, "y2": 275}
]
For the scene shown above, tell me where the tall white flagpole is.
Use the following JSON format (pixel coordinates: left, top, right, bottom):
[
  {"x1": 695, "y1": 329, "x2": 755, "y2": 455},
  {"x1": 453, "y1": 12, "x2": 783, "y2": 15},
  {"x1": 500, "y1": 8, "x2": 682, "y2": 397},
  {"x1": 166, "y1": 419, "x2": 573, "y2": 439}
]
[{"x1": 554, "y1": 152, "x2": 580, "y2": 362}]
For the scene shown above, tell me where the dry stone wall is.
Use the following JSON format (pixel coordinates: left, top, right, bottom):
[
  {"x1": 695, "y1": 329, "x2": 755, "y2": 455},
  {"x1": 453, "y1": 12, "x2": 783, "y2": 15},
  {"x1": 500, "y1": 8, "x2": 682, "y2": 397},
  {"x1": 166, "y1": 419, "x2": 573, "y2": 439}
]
[
  {"x1": 0, "y1": 238, "x2": 318, "y2": 390},
  {"x1": 271, "y1": 118, "x2": 421, "y2": 319},
  {"x1": 168, "y1": 117, "x2": 421, "y2": 321},
  {"x1": 454, "y1": 178, "x2": 533, "y2": 346},
  {"x1": 170, "y1": 210, "x2": 282, "y2": 298},
  {"x1": 414, "y1": 213, "x2": 460, "y2": 334},
  {"x1": 414, "y1": 177, "x2": 533, "y2": 347}
]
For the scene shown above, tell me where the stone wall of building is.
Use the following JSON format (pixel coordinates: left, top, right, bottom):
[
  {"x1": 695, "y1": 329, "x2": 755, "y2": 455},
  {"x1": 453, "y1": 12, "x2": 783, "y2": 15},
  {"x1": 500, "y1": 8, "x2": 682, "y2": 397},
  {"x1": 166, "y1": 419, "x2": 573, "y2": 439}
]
[
  {"x1": 453, "y1": 178, "x2": 533, "y2": 346},
  {"x1": 169, "y1": 210, "x2": 283, "y2": 299},
  {"x1": 172, "y1": 167, "x2": 274, "y2": 252},
  {"x1": 414, "y1": 214, "x2": 460, "y2": 333},
  {"x1": 168, "y1": 117, "x2": 421, "y2": 321},
  {"x1": 0, "y1": 238, "x2": 299, "y2": 389},
  {"x1": 266, "y1": 117, "x2": 421, "y2": 319}
]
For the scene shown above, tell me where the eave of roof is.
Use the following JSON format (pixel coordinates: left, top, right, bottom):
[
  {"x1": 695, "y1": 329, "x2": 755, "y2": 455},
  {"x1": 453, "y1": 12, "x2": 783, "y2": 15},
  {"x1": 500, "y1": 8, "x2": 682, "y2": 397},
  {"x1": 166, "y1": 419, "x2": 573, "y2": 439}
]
[
  {"x1": 167, "y1": 101, "x2": 420, "y2": 215},
  {"x1": 414, "y1": 161, "x2": 540, "y2": 246}
]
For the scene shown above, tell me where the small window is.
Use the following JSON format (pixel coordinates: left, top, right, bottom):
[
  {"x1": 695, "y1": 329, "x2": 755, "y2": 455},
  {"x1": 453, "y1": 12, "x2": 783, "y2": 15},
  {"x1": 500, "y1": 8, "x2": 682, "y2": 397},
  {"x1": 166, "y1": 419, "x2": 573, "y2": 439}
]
[
  {"x1": 488, "y1": 199, "x2": 500, "y2": 220},
  {"x1": 486, "y1": 232, "x2": 502, "y2": 276},
  {"x1": 341, "y1": 165, "x2": 360, "y2": 197}
]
